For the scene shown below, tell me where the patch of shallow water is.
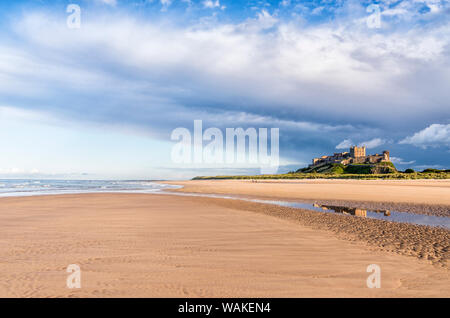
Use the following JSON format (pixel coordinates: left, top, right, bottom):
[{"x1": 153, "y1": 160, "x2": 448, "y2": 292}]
[{"x1": 162, "y1": 191, "x2": 450, "y2": 229}]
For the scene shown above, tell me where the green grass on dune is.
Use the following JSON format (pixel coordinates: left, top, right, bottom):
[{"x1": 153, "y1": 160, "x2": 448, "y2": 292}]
[
  {"x1": 193, "y1": 172, "x2": 450, "y2": 180},
  {"x1": 296, "y1": 162, "x2": 397, "y2": 174},
  {"x1": 192, "y1": 163, "x2": 450, "y2": 180}
]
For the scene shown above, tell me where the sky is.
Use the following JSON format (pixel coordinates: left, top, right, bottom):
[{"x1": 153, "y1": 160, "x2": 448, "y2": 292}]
[{"x1": 0, "y1": 0, "x2": 449, "y2": 179}]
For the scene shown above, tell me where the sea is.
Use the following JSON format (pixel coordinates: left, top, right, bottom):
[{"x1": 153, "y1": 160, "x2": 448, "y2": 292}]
[{"x1": 0, "y1": 179, "x2": 179, "y2": 197}]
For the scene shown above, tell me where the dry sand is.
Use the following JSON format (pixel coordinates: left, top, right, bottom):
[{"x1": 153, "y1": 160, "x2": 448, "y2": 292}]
[{"x1": 0, "y1": 193, "x2": 448, "y2": 297}]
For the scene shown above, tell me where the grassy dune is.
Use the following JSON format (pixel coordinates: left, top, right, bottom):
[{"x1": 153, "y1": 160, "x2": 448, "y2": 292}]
[
  {"x1": 194, "y1": 162, "x2": 450, "y2": 180},
  {"x1": 193, "y1": 172, "x2": 450, "y2": 180}
]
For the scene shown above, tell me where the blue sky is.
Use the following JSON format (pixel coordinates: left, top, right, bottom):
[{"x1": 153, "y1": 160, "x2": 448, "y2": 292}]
[{"x1": 0, "y1": 0, "x2": 449, "y2": 179}]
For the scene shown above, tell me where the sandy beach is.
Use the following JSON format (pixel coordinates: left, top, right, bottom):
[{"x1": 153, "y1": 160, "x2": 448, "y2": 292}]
[
  {"x1": 167, "y1": 179, "x2": 450, "y2": 204},
  {"x1": 0, "y1": 187, "x2": 448, "y2": 297},
  {"x1": 167, "y1": 179, "x2": 450, "y2": 216}
]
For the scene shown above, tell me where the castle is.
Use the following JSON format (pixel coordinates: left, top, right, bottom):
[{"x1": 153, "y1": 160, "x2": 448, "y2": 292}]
[{"x1": 310, "y1": 146, "x2": 390, "y2": 167}]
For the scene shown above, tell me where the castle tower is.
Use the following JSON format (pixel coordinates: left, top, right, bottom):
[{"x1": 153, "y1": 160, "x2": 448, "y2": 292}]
[
  {"x1": 350, "y1": 146, "x2": 366, "y2": 158},
  {"x1": 382, "y1": 150, "x2": 390, "y2": 161}
]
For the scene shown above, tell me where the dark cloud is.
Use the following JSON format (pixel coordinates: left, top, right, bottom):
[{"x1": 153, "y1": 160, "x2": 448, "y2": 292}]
[{"x1": 0, "y1": 5, "x2": 449, "y2": 171}]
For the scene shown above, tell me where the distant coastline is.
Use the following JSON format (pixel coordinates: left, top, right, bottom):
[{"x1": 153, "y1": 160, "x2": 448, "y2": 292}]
[
  {"x1": 193, "y1": 167, "x2": 450, "y2": 180},
  {"x1": 194, "y1": 146, "x2": 449, "y2": 180}
]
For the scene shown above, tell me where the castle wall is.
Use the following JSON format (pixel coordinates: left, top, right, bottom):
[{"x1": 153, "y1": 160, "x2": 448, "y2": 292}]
[
  {"x1": 310, "y1": 147, "x2": 391, "y2": 167},
  {"x1": 350, "y1": 146, "x2": 366, "y2": 158}
]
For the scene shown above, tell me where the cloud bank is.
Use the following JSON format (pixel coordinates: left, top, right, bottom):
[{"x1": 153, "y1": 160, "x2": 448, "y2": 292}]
[
  {"x1": 400, "y1": 124, "x2": 450, "y2": 149},
  {"x1": 0, "y1": 0, "x2": 449, "y2": 173}
]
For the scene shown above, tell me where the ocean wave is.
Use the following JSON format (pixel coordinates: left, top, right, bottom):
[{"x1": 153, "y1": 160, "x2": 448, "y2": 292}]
[{"x1": 0, "y1": 180, "x2": 178, "y2": 197}]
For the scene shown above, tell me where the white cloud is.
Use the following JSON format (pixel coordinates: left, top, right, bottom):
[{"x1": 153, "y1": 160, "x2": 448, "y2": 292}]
[
  {"x1": 0, "y1": 8, "x2": 449, "y2": 152},
  {"x1": 160, "y1": 0, "x2": 172, "y2": 11},
  {"x1": 359, "y1": 138, "x2": 386, "y2": 149},
  {"x1": 0, "y1": 167, "x2": 41, "y2": 175},
  {"x1": 97, "y1": 0, "x2": 117, "y2": 5},
  {"x1": 414, "y1": 0, "x2": 444, "y2": 13},
  {"x1": 312, "y1": 6, "x2": 325, "y2": 15},
  {"x1": 336, "y1": 139, "x2": 353, "y2": 149},
  {"x1": 390, "y1": 157, "x2": 416, "y2": 165},
  {"x1": 400, "y1": 124, "x2": 450, "y2": 148},
  {"x1": 240, "y1": 10, "x2": 278, "y2": 31},
  {"x1": 382, "y1": 8, "x2": 409, "y2": 16},
  {"x1": 203, "y1": 0, "x2": 225, "y2": 10},
  {"x1": 337, "y1": 138, "x2": 387, "y2": 150}
]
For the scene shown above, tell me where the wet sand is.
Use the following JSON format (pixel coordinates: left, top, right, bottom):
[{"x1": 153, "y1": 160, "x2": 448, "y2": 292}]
[
  {"x1": 0, "y1": 193, "x2": 448, "y2": 297},
  {"x1": 166, "y1": 179, "x2": 450, "y2": 216}
]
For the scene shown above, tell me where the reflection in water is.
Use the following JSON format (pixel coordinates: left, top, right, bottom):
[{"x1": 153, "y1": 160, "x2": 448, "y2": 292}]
[
  {"x1": 155, "y1": 190, "x2": 450, "y2": 229},
  {"x1": 313, "y1": 204, "x2": 391, "y2": 218}
]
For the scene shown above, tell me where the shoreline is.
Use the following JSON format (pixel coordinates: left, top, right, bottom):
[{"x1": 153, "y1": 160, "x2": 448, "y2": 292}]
[
  {"x1": 165, "y1": 179, "x2": 450, "y2": 217},
  {"x1": 166, "y1": 191, "x2": 450, "y2": 218}
]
